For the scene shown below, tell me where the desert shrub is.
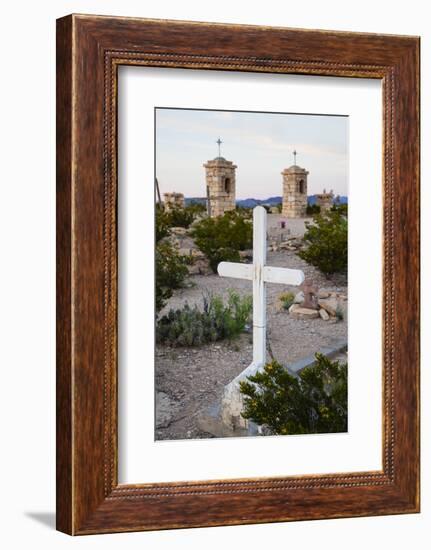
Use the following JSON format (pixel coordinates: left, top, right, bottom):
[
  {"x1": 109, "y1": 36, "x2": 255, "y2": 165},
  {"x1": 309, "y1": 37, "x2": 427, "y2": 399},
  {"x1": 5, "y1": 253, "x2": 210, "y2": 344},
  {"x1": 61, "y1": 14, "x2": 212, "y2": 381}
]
[
  {"x1": 156, "y1": 291, "x2": 252, "y2": 346},
  {"x1": 155, "y1": 241, "x2": 188, "y2": 312},
  {"x1": 157, "y1": 203, "x2": 207, "y2": 232},
  {"x1": 239, "y1": 353, "x2": 347, "y2": 435},
  {"x1": 190, "y1": 211, "x2": 253, "y2": 272},
  {"x1": 335, "y1": 304, "x2": 344, "y2": 321},
  {"x1": 235, "y1": 206, "x2": 253, "y2": 219},
  {"x1": 279, "y1": 291, "x2": 295, "y2": 310},
  {"x1": 306, "y1": 203, "x2": 321, "y2": 216},
  {"x1": 155, "y1": 206, "x2": 190, "y2": 312},
  {"x1": 298, "y1": 210, "x2": 347, "y2": 276},
  {"x1": 187, "y1": 201, "x2": 207, "y2": 215},
  {"x1": 166, "y1": 205, "x2": 195, "y2": 228},
  {"x1": 331, "y1": 202, "x2": 348, "y2": 216},
  {"x1": 155, "y1": 205, "x2": 171, "y2": 242}
]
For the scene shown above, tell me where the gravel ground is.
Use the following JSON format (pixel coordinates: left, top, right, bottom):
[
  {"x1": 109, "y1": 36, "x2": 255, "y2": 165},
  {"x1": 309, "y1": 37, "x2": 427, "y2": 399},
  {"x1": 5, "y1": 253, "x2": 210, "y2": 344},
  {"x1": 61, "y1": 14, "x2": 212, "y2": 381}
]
[{"x1": 155, "y1": 243, "x2": 347, "y2": 441}]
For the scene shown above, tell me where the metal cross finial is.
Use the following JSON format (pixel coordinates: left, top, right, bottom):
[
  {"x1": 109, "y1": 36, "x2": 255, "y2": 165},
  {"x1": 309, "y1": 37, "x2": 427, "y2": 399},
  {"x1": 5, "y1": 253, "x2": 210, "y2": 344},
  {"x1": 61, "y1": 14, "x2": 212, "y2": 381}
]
[
  {"x1": 293, "y1": 149, "x2": 297, "y2": 165},
  {"x1": 216, "y1": 137, "x2": 222, "y2": 157}
]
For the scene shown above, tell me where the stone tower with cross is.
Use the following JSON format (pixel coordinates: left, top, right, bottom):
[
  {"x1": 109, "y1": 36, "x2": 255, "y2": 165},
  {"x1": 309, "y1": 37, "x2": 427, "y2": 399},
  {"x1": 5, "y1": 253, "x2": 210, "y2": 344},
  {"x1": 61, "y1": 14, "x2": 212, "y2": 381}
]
[
  {"x1": 281, "y1": 151, "x2": 309, "y2": 218},
  {"x1": 204, "y1": 138, "x2": 237, "y2": 217}
]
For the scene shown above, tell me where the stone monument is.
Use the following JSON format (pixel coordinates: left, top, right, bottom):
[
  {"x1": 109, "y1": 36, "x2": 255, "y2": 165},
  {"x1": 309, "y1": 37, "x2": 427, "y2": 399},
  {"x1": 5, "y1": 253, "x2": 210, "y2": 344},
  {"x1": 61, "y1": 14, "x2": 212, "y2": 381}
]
[
  {"x1": 163, "y1": 192, "x2": 185, "y2": 212},
  {"x1": 204, "y1": 138, "x2": 237, "y2": 217},
  {"x1": 281, "y1": 150, "x2": 309, "y2": 218},
  {"x1": 315, "y1": 189, "x2": 334, "y2": 212}
]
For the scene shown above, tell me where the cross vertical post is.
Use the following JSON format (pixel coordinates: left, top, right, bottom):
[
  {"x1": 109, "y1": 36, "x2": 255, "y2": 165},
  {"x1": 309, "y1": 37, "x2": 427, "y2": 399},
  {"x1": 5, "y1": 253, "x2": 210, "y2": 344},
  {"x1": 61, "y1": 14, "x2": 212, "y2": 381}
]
[
  {"x1": 253, "y1": 205, "x2": 267, "y2": 365},
  {"x1": 217, "y1": 206, "x2": 305, "y2": 430}
]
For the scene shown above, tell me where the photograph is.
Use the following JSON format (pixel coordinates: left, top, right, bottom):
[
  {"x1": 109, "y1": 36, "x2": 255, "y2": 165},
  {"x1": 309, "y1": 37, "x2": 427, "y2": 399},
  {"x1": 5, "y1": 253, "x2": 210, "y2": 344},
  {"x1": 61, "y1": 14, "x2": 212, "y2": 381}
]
[
  {"x1": 0, "y1": 0, "x2": 423, "y2": 544},
  {"x1": 154, "y1": 107, "x2": 349, "y2": 440}
]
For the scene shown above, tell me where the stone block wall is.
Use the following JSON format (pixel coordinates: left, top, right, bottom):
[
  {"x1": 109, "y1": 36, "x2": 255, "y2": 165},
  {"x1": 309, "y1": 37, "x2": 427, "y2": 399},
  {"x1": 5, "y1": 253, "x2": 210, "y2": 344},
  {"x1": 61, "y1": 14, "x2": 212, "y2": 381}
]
[
  {"x1": 204, "y1": 157, "x2": 237, "y2": 217},
  {"x1": 163, "y1": 192, "x2": 185, "y2": 212},
  {"x1": 281, "y1": 166, "x2": 309, "y2": 218},
  {"x1": 315, "y1": 190, "x2": 334, "y2": 212}
]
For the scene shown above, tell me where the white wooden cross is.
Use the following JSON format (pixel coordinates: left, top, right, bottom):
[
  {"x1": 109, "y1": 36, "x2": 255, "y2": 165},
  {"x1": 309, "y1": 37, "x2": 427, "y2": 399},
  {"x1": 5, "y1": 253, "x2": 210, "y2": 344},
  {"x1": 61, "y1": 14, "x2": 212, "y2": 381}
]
[{"x1": 218, "y1": 206, "x2": 304, "y2": 367}]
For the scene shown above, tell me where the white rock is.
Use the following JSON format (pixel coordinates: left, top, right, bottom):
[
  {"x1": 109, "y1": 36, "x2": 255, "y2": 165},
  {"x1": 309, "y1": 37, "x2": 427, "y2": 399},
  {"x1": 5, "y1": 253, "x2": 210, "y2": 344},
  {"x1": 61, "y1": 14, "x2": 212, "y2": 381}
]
[
  {"x1": 293, "y1": 291, "x2": 304, "y2": 304},
  {"x1": 290, "y1": 307, "x2": 319, "y2": 319},
  {"x1": 191, "y1": 248, "x2": 205, "y2": 260},
  {"x1": 318, "y1": 296, "x2": 339, "y2": 316},
  {"x1": 171, "y1": 226, "x2": 188, "y2": 236},
  {"x1": 319, "y1": 308, "x2": 330, "y2": 321},
  {"x1": 239, "y1": 249, "x2": 253, "y2": 259}
]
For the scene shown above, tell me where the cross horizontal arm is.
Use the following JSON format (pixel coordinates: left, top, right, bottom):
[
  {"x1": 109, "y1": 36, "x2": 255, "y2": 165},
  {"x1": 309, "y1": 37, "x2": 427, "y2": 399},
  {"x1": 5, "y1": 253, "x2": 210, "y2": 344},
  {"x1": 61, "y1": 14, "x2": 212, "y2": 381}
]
[
  {"x1": 217, "y1": 262, "x2": 253, "y2": 280},
  {"x1": 263, "y1": 266, "x2": 304, "y2": 286}
]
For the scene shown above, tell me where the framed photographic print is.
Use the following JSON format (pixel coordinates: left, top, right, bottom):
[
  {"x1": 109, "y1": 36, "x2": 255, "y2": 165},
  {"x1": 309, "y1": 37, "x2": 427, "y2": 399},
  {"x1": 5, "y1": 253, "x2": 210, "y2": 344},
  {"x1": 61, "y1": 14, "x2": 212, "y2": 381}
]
[{"x1": 56, "y1": 14, "x2": 420, "y2": 535}]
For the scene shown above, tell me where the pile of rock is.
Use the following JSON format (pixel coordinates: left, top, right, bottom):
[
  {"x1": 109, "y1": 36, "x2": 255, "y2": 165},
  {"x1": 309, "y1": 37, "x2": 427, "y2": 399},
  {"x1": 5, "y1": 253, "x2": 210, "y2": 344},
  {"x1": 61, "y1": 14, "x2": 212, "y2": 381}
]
[
  {"x1": 170, "y1": 226, "x2": 188, "y2": 236},
  {"x1": 187, "y1": 257, "x2": 212, "y2": 276},
  {"x1": 164, "y1": 227, "x2": 213, "y2": 276},
  {"x1": 288, "y1": 288, "x2": 347, "y2": 321},
  {"x1": 269, "y1": 236, "x2": 303, "y2": 252},
  {"x1": 239, "y1": 249, "x2": 253, "y2": 261}
]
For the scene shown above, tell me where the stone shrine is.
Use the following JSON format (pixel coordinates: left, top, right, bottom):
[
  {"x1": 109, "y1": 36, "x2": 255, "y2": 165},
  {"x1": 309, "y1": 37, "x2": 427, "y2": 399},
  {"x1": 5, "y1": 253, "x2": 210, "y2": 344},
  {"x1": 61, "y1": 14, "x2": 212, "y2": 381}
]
[
  {"x1": 163, "y1": 192, "x2": 185, "y2": 212},
  {"x1": 315, "y1": 189, "x2": 334, "y2": 212},
  {"x1": 204, "y1": 138, "x2": 237, "y2": 217},
  {"x1": 281, "y1": 150, "x2": 309, "y2": 218}
]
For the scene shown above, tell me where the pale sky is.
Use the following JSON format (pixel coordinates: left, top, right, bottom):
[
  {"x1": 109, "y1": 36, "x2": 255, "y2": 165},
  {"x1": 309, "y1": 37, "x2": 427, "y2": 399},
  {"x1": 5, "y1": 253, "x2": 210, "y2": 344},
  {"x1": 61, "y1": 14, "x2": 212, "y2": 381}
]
[{"x1": 155, "y1": 108, "x2": 348, "y2": 200}]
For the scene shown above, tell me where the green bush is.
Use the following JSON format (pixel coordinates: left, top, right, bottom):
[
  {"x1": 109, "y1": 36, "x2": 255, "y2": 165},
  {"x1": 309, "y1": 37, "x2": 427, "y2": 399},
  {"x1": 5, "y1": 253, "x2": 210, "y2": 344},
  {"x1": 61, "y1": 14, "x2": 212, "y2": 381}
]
[
  {"x1": 306, "y1": 203, "x2": 321, "y2": 216},
  {"x1": 235, "y1": 206, "x2": 253, "y2": 219},
  {"x1": 156, "y1": 291, "x2": 252, "y2": 347},
  {"x1": 190, "y1": 210, "x2": 253, "y2": 273},
  {"x1": 279, "y1": 291, "x2": 295, "y2": 310},
  {"x1": 239, "y1": 353, "x2": 347, "y2": 435},
  {"x1": 155, "y1": 206, "x2": 191, "y2": 312},
  {"x1": 155, "y1": 205, "x2": 171, "y2": 242},
  {"x1": 165, "y1": 205, "x2": 195, "y2": 228},
  {"x1": 159, "y1": 203, "x2": 208, "y2": 230},
  {"x1": 187, "y1": 201, "x2": 207, "y2": 214},
  {"x1": 331, "y1": 202, "x2": 348, "y2": 216},
  {"x1": 155, "y1": 241, "x2": 188, "y2": 312},
  {"x1": 335, "y1": 304, "x2": 344, "y2": 321},
  {"x1": 298, "y1": 210, "x2": 347, "y2": 276}
]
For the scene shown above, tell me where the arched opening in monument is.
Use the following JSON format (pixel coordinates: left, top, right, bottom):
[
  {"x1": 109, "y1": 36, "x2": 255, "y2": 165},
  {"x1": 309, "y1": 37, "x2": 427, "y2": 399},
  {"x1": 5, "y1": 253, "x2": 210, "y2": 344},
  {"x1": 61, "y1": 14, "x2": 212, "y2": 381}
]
[
  {"x1": 224, "y1": 177, "x2": 232, "y2": 194},
  {"x1": 298, "y1": 179, "x2": 305, "y2": 194}
]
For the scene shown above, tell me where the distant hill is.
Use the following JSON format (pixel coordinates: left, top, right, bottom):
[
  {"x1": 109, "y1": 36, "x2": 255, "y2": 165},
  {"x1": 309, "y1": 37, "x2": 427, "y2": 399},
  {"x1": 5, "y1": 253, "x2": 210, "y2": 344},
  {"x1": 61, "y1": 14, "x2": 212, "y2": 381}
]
[
  {"x1": 236, "y1": 196, "x2": 282, "y2": 208},
  {"x1": 185, "y1": 195, "x2": 348, "y2": 207},
  {"x1": 184, "y1": 197, "x2": 207, "y2": 206}
]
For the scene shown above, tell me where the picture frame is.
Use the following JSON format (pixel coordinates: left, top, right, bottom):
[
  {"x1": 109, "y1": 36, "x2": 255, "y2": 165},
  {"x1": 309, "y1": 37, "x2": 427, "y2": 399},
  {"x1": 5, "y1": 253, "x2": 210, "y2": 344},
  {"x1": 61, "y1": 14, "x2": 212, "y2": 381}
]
[{"x1": 56, "y1": 14, "x2": 420, "y2": 535}]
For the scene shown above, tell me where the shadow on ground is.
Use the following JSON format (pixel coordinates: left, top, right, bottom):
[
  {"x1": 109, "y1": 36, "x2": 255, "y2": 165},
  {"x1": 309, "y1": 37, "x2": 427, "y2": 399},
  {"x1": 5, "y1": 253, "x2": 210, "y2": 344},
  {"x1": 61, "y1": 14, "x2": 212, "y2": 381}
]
[{"x1": 25, "y1": 512, "x2": 56, "y2": 530}]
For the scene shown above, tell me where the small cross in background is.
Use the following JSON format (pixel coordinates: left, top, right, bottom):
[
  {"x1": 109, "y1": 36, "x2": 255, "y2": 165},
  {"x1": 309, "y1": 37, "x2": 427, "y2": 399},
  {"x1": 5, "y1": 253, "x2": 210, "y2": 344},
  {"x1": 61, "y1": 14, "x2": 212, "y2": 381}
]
[
  {"x1": 216, "y1": 137, "x2": 223, "y2": 157},
  {"x1": 293, "y1": 149, "x2": 297, "y2": 165}
]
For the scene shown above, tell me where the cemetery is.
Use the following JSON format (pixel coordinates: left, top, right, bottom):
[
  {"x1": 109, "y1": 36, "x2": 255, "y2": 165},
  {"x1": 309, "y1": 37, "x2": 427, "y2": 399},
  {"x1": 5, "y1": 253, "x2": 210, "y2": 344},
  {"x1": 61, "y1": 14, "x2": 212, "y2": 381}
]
[{"x1": 155, "y1": 149, "x2": 348, "y2": 440}]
